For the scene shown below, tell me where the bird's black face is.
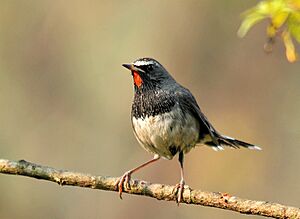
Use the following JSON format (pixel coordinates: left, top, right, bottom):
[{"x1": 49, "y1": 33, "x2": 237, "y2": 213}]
[{"x1": 122, "y1": 58, "x2": 173, "y2": 90}]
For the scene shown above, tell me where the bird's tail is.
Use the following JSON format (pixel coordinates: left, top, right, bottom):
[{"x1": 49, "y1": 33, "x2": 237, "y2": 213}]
[{"x1": 212, "y1": 135, "x2": 261, "y2": 151}]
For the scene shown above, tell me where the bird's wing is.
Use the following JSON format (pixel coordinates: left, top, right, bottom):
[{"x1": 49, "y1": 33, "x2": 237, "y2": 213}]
[
  {"x1": 175, "y1": 87, "x2": 221, "y2": 147},
  {"x1": 175, "y1": 87, "x2": 261, "y2": 151}
]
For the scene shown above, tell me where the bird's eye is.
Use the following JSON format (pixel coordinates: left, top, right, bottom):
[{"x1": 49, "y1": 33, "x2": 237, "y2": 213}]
[{"x1": 147, "y1": 65, "x2": 153, "y2": 71}]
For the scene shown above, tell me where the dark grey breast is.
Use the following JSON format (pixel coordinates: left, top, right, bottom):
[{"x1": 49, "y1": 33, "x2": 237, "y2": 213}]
[{"x1": 132, "y1": 89, "x2": 176, "y2": 119}]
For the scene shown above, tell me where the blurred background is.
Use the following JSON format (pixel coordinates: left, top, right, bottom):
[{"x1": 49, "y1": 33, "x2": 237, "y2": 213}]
[{"x1": 0, "y1": 1, "x2": 299, "y2": 218}]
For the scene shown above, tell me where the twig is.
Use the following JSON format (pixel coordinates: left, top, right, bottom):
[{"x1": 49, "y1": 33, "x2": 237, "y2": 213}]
[{"x1": 0, "y1": 159, "x2": 299, "y2": 218}]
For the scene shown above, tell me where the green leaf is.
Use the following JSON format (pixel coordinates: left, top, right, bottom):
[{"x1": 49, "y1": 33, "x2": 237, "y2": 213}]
[
  {"x1": 287, "y1": 11, "x2": 300, "y2": 42},
  {"x1": 282, "y1": 30, "x2": 298, "y2": 62},
  {"x1": 238, "y1": 0, "x2": 288, "y2": 38},
  {"x1": 272, "y1": 11, "x2": 289, "y2": 28},
  {"x1": 238, "y1": 0, "x2": 300, "y2": 62},
  {"x1": 238, "y1": 13, "x2": 266, "y2": 37}
]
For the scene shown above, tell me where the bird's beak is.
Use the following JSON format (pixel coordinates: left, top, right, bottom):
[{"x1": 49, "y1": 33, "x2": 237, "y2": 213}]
[
  {"x1": 122, "y1": 63, "x2": 134, "y2": 70},
  {"x1": 122, "y1": 63, "x2": 145, "y2": 73}
]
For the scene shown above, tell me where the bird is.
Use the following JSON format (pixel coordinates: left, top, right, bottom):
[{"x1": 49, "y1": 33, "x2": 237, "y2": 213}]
[{"x1": 117, "y1": 57, "x2": 261, "y2": 204}]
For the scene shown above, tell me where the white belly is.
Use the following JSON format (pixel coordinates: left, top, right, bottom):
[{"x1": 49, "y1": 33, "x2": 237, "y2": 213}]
[{"x1": 132, "y1": 106, "x2": 200, "y2": 159}]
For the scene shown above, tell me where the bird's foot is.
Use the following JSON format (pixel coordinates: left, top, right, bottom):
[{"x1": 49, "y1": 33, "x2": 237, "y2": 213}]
[
  {"x1": 173, "y1": 179, "x2": 185, "y2": 205},
  {"x1": 115, "y1": 171, "x2": 132, "y2": 199}
]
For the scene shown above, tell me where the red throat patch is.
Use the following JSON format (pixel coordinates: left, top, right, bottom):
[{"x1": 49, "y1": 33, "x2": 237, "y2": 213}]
[{"x1": 133, "y1": 71, "x2": 143, "y2": 88}]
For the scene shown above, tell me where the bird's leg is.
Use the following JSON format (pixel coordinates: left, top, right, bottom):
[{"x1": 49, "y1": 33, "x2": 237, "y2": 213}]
[
  {"x1": 174, "y1": 151, "x2": 185, "y2": 205},
  {"x1": 116, "y1": 154, "x2": 160, "y2": 199}
]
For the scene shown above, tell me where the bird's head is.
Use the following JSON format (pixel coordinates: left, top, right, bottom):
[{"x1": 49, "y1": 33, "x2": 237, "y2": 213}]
[{"x1": 122, "y1": 58, "x2": 174, "y2": 91}]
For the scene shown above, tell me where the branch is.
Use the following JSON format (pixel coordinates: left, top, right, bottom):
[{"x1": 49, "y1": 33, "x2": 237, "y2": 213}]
[{"x1": 0, "y1": 159, "x2": 299, "y2": 218}]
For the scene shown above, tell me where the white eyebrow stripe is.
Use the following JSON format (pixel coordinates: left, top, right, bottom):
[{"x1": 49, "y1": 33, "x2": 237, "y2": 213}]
[{"x1": 134, "y1": 60, "x2": 155, "y2": 66}]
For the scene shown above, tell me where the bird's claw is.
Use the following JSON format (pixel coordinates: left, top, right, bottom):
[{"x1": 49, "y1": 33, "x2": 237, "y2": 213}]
[
  {"x1": 173, "y1": 180, "x2": 185, "y2": 205},
  {"x1": 115, "y1": 171, "x2": 132, "y2": 199}
]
